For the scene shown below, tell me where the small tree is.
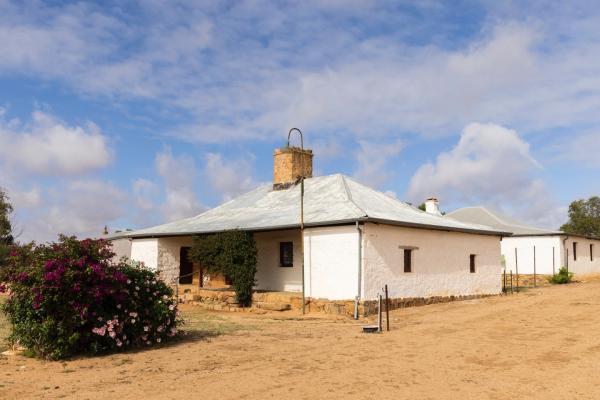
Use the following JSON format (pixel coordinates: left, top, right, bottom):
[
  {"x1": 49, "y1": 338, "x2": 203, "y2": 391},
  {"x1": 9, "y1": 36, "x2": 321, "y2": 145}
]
[
  {"x1": 189, "y1": 230, "x2": 257, "y2": 307},
  {"x1": 561, "y1": 196, "x2": 600, "y2": 237},
  {"x1": 548, "y1": 267, "x2": 574, "y2": 284},
  {"x1": 0, "y1": 188, "x2": 14, "y2": 267}
]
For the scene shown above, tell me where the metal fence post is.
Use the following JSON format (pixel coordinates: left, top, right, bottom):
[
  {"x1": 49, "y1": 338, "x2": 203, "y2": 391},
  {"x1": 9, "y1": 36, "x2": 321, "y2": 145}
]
[
  {"x1": 515, "y1": 248, "x2": 519, "y2": 292},
  {"x1": 533, "y1": 245, "x2": 537, "y2": 288}
]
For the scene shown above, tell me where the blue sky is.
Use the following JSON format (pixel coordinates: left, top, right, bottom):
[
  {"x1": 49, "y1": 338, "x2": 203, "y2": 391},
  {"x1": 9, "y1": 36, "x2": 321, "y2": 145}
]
[{"x1": 0, "y1": 0, "x2": 599, "y2": 242}]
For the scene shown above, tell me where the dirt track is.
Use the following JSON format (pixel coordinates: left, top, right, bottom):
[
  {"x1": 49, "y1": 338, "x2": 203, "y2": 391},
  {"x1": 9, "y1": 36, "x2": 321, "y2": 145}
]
[{"x1": 2, "y1": 279, "x2": 600, "y2": 399}]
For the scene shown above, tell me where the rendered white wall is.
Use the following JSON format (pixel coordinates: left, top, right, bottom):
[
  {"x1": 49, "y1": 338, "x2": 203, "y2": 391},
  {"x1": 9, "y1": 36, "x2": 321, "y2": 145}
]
[
  {"x1": 254, "y1": 230, "x2": 303, "y2": 292},
  {"x1": 362, "y1": 223, "x2": 502, "y2": 300},
  {"x1": 130, "y1": 238, "x2": 159, "y2": 270},
  {"x1": 304, "y1": 225, "x2": 359, "y2": 300},
  {"x1": 501, "y1": 236, "x2": 562, "y2": 275},
  {"x1": 564, "y1": 236, "x2": 600, "y2": 275}
]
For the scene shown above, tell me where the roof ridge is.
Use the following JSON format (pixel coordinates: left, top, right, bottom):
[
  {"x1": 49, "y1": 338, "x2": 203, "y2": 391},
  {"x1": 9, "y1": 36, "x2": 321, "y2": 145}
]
[
  {"x1": 479, "y1": 207, "x2": 510, "y2": 226},
  {"x1": 481, "y1": 207, "x2": 557, "y2": 232},
  {"x1": 339, "y1": 175, "x2": 368, "y2": 218},
  {"x1": 450, "y1": 206, "x2": 560, "y2": 234}
]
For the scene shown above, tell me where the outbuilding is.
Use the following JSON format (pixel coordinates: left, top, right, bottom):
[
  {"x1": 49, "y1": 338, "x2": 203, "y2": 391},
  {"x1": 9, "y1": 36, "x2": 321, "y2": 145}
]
[{"x1": 446, "y1": 206, "x2": 600, "y2": 276}]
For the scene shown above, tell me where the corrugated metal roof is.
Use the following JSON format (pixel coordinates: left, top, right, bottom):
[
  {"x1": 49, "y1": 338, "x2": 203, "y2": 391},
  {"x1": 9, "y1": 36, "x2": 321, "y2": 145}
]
[
  {"x1": 446, "y1": 206, "x2": 562, "y2": 236},
  {"x1": 117, "y1": 174, "x2": 509, "y2": 238}
]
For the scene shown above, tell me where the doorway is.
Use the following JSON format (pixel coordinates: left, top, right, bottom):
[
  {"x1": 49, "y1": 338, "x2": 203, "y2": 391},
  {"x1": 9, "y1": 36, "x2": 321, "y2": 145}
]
[{"x1": 179, "y1": 247, "x2": 194, "y2": 284}]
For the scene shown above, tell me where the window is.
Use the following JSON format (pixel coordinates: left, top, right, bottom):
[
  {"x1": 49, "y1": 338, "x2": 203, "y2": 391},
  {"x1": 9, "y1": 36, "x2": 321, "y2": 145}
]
[
  {"x1": 573, "y1": 242, "x2": 578, "y2": 261},
  {"x1": 591, "y1": 244, "x2": 594, "y2": 262},
  {"x1": 404, "y1": 249, "x2": 412, "y2": 273},
  {"x1": 470, "y1": 254, "x2": 476, "y2": 273},
  {"x1": 279, "y1": 242, "x2": 294, "y2": 267}
]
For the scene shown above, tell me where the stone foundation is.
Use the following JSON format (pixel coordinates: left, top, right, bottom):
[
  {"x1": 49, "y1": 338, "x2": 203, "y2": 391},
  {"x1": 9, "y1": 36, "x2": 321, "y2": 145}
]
[
  {"x1": 178, "y1": 286, "x2": 497, "y2": 317},
  {"x1": 361, "y1": 293, "x2": 494, "y2": 316}
]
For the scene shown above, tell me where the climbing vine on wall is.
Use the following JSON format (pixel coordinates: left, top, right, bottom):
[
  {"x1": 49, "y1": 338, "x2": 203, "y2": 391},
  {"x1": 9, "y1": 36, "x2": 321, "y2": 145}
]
[{"x1": 189, "y1": 230, "x2": 257, "y2": 307}]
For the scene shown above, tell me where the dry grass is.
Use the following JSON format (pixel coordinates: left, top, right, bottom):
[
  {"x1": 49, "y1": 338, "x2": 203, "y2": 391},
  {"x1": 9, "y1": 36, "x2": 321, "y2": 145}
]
[{"x1": 3, "y1": 282, "x2": 600, "y2": 399}]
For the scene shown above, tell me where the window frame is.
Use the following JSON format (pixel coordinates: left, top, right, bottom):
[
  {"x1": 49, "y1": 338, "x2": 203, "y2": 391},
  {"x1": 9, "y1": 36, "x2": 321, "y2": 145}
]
[
  {"x1": 403, "y1": 249, "x2": 412, "y2": 273},
  {"x1": 573, "y1": 242, "x2": 578, "y2": 261},
  {"x1": 279, "y1": 241, "x2": 294, "y2": 268},
  {"x1": 469, "y1": 254, "x2": 476, "y2": 273}
]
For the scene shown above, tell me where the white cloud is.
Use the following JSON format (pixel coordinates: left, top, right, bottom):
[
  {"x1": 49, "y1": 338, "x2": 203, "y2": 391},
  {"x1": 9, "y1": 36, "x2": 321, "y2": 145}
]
[
  {"x1": 0, "y1": 111, "x2": 112, "y2": 175},
  {"x1": 5, "y1": 3, "x2": 600, "y2": 145},
  {"x1": 9, "y1": 186, "x2": 42, "y2": 209},
  {"x1": 353, "y1": 139, "x2": 404, "y2": 188},
  {"x1": 155, "y1": 148, "x2": 205, "y2": 222},
  {"x1": 407, "y1": 123, "x2": 563, "y2": 228},
  {"x1": 548, "y1": 131, "x2": 600, "y2": 168},
  {"x1": 132, "y1": 179, "x2": 159, "y2": 212},
  {"x1": 0, "y1": 109, "x2": 118, "y2": 242},
  {"x1": 15, "y1": 180, "x2": 127, "y2": 242},
  {"x1": 130, "y1": 150, "x2": 261, "y2": 228},
  {"x1": 203, "y1": 153, "x2": 259, "y2": 202}
]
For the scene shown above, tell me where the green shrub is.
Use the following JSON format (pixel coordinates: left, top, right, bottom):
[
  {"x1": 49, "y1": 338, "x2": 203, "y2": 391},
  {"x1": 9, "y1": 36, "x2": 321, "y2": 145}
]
[
  {"x1": 548, "y1": 267, "x2": 574, "y2": 284},
  {"x1": 0, "y1": 236, "x2": 180, "y2": 359},
  {"x1": 190, "y1": 230, "x2": 257, "y2": 307}
]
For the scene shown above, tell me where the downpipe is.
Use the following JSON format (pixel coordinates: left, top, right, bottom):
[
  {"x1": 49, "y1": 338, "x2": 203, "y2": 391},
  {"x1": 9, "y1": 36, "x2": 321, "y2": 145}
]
[{"x1": 354, "y1": 221, "x2": 362, "y2": 320}]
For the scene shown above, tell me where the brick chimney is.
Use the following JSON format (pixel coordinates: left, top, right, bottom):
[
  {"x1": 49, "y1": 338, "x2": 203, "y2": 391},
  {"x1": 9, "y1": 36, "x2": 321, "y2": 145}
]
[
  {"x1": 273, "y1": 146, "x2": 313, "y2": 190},
  {"x1": 424, "y1": 197, "x2": 442, "y2": 216}
]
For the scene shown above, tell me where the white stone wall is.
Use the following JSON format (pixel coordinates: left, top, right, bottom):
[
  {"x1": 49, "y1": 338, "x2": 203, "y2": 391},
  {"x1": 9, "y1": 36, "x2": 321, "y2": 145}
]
[
  {"x1": 304, "y1": 225, "x2": 360, "y2": 300},
  {"x1": 362, "y1": 223, "x2": 502, "y2": 300},
  {"x1": 564, "y1": 236, "x2": 600, "y2": 275},
  {"x1": 109, "y1": 238, "x2": 132, "y2": 263},
  {"x1": 254, "y1": 230, "x2": 303, "y2": 292},
  {"x1": 130, "y1": 237, "x2": 193, "y2": 284},
  {"x1": 501, "y1": 236, "x2": 562, "y2": 275},
  {"x1": 157, "y1": 236, "x2": 193, "y2": 284},
  {"x1": 130, "y1": 238, "x2": 159, "y2": 270}
]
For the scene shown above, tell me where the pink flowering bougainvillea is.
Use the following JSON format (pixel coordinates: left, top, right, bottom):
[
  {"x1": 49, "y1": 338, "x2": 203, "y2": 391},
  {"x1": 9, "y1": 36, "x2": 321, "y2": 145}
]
[{"x1": 0, "y1": 236, "x2": 180, "y2": 360}]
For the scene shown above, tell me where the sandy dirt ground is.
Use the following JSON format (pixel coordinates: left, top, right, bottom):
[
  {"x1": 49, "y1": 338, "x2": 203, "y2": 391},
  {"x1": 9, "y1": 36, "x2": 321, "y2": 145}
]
[{"x1": 2, "y1": 280, "x2": 600, "y2": 400}]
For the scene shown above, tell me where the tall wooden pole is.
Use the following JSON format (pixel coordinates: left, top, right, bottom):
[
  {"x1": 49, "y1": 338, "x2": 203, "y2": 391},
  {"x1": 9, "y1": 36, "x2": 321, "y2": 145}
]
[
  {"x1": 384, "y1": 285, "x2": 390, "y2": 332},
  {"x1": 288, "y1": 128, "x2": 306, "y2": 315}
]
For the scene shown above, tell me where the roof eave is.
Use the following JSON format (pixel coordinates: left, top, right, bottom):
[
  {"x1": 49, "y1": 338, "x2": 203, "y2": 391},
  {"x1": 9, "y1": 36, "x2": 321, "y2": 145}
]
[
  {"x1": 363, "y1": 217, "x2": 510, "y2": 236},
  {"x1": 109, "y1": 218, "x2": 366, "y2": 239},
  {"x1": 511, "y1": 232, "x2": 600, "y2": 240},
  {"x1": 111, "y1": 216, "x2": 508, "y2": 240}
]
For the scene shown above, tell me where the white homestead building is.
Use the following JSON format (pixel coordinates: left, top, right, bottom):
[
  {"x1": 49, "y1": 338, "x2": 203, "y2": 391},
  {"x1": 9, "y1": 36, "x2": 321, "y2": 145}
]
[
  {"x1": 110, "y1": 146, "x2": 508, "y2": 314},
  {"x1": 446, "y1": 207, "x2": 600, "y2": 276}
]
